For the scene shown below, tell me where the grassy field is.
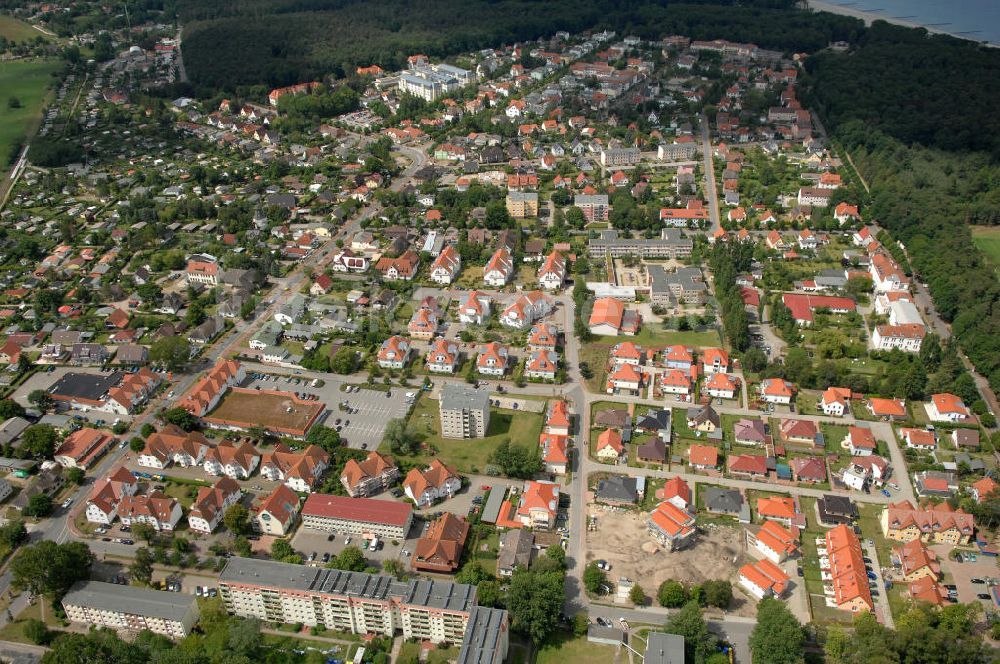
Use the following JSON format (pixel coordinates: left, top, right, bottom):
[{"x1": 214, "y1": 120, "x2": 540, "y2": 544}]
[
  {"x1": 595, "y1": 326, "x2": 721, "y2": 348},
  {"x1": 391, "y1": 394, "x2": 544, "y2": 473},
  {"x1": 0, "y1": 15, "x2": 46, "y2": 42},
  {"x1": 972, "y1": 226, "x2": 1000, "y2": 271},
  {"x1": 0, "y1": 58, "x2": 59, "y2": 169},
  {"x1": 535, "y1": 630, "x2": 619, "y2": 664}
]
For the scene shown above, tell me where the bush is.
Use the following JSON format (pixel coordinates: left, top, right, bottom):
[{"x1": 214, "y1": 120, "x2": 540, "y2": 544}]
[
  {"x1": 23, "y1": 618, "x2": 49, "y2": 645},
  {"x1": 658, "y1": 579, "x2": 689, "y2": 608}
]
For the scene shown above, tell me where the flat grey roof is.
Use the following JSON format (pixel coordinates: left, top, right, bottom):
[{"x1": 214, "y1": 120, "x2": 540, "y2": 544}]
[
  {"x1": 440, "y1": 383, "x2": 490, "y2": 412},
  {"x1": 645, "y1": 632, "x2": 686, "y2": 664},
  {"x1": 481, "y1": 486, "x2": 507, "y2": 524},
  {"x1": 63, "y1": 581, "x2": 196, "y2": 622},
  {"x1": 457, "y1": 606, "x2": 509, "y2": 664},
  {"x1": 47, "y1": 371, "x2": 122, "y2": 401},
  {"x1": 219, "y1": 557, "x2": 476, "y2": 612}
]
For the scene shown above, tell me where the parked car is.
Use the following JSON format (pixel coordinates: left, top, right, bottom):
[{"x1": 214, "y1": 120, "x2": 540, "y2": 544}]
[
  {"x1": 978, "y1": 593, "x2": 992, "y2": 600},
  {"x1": 971, "y1": 578, "x2": 986, "y2": 584}
]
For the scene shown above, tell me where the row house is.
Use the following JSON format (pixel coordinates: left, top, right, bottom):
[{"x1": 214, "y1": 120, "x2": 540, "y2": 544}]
[
  {"x1": 203, "y1": 440, "x2": 261, "y2": 479},
  {"x1": 138, "y1": 426, "x2": 211, "y2": 469},
  {"x1": 404, "y1": 460, "x2": 462, "y2": 507},
  {"x1": 85, "y1": 467, "x2": 139, "y2": 525},
  {"x1": 118, "y1": 492, "x2": 183, "y2": 531}
]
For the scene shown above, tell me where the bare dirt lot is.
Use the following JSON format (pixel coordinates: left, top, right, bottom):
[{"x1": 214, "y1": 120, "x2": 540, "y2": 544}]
[{"x1": 586, "y1": 505, "x2": 756, "y2": 617}]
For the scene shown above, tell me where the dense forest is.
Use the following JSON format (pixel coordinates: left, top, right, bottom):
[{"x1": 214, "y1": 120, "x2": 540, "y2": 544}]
[
  {"x1": 176, "y1": 0, "x2": 862, "y2": 91},
  {"x1": 804, "y1": 21, "x2": 1000, "y2": 157},
  {"x1": 798, "y1": 23, "x2": 1000, "y2": 396}
]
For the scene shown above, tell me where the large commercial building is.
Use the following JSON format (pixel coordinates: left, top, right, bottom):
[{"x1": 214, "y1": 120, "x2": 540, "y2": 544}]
[
  {"x1": 300, "y1": 494, "x2": 413, "y2": 539},
  {"x1": 398, "y1": 63, "x2": 475, "y2": 101},
  {"x1": 62, "y1": 581, "x2": 200, "y2": 638},
  {"x1": 439, "y1": 384, "x2": 491, "y2": 439},
  {"x1": 218, "y1": 557, "x2": 507, "y2": 651},
  {"x1": 588, "y1": 229, "x2": 693, "y2": 259}
]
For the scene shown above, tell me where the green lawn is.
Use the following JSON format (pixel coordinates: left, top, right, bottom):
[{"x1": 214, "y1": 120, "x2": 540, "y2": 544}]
[
  {"x1": 972, "y1": 226, "x2": 1000, "y2": 271},
  {"x1": 535, "y1": 630, "x2": 619, "y2": 664},
  {"x1": 0, "y1": 15, "x2": 47, "y2": 42},
  {"x1": 398, "y1": 642, "x2": 461, "y2": 664},
  {"x1": 0, "y1": 58, "x2": 59, "y2": 169},
  {"x1": 595, "y1": 326, "x2": 721, "y2": 348},
  {"x1": 390, "y1": 394, "x2": 544, "y2": 473}
]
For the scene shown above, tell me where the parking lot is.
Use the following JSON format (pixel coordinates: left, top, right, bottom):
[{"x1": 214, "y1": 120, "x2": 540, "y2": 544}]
[
  {"x1": 238, "y1": 363, "x2": 412, "y2": 449},
  {"x1": 931, "y1": 544, "x2": 1000, "y2": 611},
  {"x1": 290, "y1": 514, "x2": 422, "y2": 568}
]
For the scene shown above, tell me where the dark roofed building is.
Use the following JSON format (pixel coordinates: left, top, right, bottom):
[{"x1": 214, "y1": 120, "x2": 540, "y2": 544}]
[
  {"x1": 497, "y1": 529, "x2": 533, "y2": 577},
  {"x1": 593, "y1": 408, "x2": 629, "y2": 429},
  {"x1": 703, "y1": 486, "x2": 747, "y2": 520},
  {"x1": 817, "y1": 494, "x2": 858, "y2": 526},
  {"x1": 636, "y1": 439, "x2": 667, "y2": 464},
  {"x1": 595, "y1": 475, "x2": 641, "y2": 505}
]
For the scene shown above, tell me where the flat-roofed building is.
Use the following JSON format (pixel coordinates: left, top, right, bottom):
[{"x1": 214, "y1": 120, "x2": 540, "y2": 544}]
[
  {"x1": 62, "y1": 581, "x2": 199, "y2": 638},
  {"x1": 219, "y1": 557, "x2": 495, "y2": 647},
  {"x1": 439, "y1": 384, "x2": 490, "y2": 439}
]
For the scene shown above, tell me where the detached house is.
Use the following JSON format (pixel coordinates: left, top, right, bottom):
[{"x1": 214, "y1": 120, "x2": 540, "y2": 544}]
[
  {"x1": 188, "y1": 478, "x2": 242, "y2": 534},
  {"x1": 457, "y1": 291, "x2": 491, "y2": 325},
  {"x1": 476, "y1": 342, "x2": 509, "y2": 376},
  {"x1": 429, "y1": 246, "x2": 462, "y2": 285},
  {"x1": 375, "y1": 250, "x2": 420, "y2": 281},
  {"x1": 648, "y1": 500, "x2": 696, "y2": 551},
  {"x1": 260, "y1": 444, "x2": 330, "y2": 492},
  {"x1": 500, "y1": 291, "x2": 552, "y2": 329},
  {"x1": 377, "y1": 336, "x2": 411, "y2": 369},
  {"x1": 340, "y1": 451, "x2": 399, "y2": 498},
  {"x1": 85, "y1": 467, "x2": 139, "y2": 525},
  {"x1": 760, "y1": 378, "x2": 795, "y2": 405},
  {"x1": 483, "y1": 247, "x2": 515, "y2": 287},
  {"x1": 537, "y1": 251, "x2": 567, "y2": 290},
  {"x1": 118, "y1": 492, "x2": 183, "y2": 531},
  {"x1": 138, "y1": 426, "x2": 211, "y2": 469},
  {"x1": 203, "y1": 440, "x2": 260, "y2": 479},
  {"x1": 403, "y1": 459, "x2": 461, "y2": 507},
  {"x1": 426, "y1": 339, "x2": 460, "y2": 374},
  {"x1": 927, "y1": 393, "x2": 971, "y2": 423}
]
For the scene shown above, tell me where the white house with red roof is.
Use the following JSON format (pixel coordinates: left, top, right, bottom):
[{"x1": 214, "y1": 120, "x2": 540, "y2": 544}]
[
  {"x1": 607, "y1": 362, "x2": 643, "y2": 395},
  {"x1": 188, "y1": 477, "x2": 242, "y2": 533},
  {"x1": 517, "y1": 480, "x2": 559, "y2": 529},
  {"x1": 747, "y1": 520, "x2": 800, "y2": 564},
  {"x1": 476, "y1": 342, "x2": 509, "y2": 376},
  {"x1": 926, "y1": 393, "x2": 971, "y2": 423},
  {"x1": 701, "y1": 347, "x2": 729, "y2": 374},
  {"x1": 500, "y1": 291, "x2": 552, "y2": 329},
  {"x1": 457, "y1": 291, "x2": 491, "y2": 325},
  {"x1": 704, "y1": 373, "x2": 738, "y2": 400},
  {"x1": 537, "y1": 251, "x2": 567, "y2": 290},
  {"x1": 658, "y1": 477, "x2": 691, "y2": 511},
  {"x1": 377, "y1": 336, "x2": 411, "y2": 369},
  {"x1": 739, "y1": 559, "x2": 790, "y2": 600},
  {"x1": 426, "y1": 339, "x2": 460, "y2": 374},
  {"x1": 525, "y1": 349, "x2": 558, "y2": 380},
  {"x1": 845, "y1": 426, "x2": 877, "y2": 456},
  {"x1": 759, "y1": 378, "x2": 795, "y2": 405},
  {"x1": 85, "y1": 467, "x2": 138, "y2": 525},
  {"x1": 660, "y1": 369, "x2": 692, "y2": 396},
  {"x1": 539, "y1": 434, "x2": 569, "y2": 475},
  {"x1": 429, "y1": 246, "x2": 462, "y2": 285},
  {"x1": 647, "y1": 500, "x2": 696, "y2": 551},
  {"x1": 820, "y1": 386, "x2": 852, "y2": 417},
  {"x1": 483, "y1": 247, "x2": 515, "y2": 287}
]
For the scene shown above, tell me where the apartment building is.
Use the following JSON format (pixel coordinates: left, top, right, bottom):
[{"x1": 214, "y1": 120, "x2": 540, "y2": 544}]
[
  {"x1": 301, "y1": 494, "x2": 413, "y2": 539},
  {"x1": 505, "y1": 191, "x2": 539, "y2": 219},
  {"x1": 588, "y1": 228, "x2": 693, "y2": 259},
  {"x1": 439, "y1": 384, "x2": 491, "y2": 439},
  {"x1": 218, "y1": 557, "x2": 498, "y2": 647},
  {"x1": 62, "y1": 581, "x2": 200, "y2": 638}
]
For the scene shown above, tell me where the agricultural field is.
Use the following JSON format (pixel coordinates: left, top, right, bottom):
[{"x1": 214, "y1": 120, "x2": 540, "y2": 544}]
[
  {"x1": 0, "y1": 15, "x2": 47, "y2": 42},
  {"x1": 0, "y1": 58, "x2": 59, "y2": 169}
]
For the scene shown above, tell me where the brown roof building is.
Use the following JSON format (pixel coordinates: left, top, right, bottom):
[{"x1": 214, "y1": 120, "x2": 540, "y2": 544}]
[
  {"x1": 340, "y1": 451, "x2": 400, "y2": 497},
  {"x1": 412, "y1": 513, "x2": 470, "y2": 573}
]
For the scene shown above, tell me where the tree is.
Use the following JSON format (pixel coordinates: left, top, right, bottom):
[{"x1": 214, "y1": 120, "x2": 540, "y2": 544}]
[
  {"x1": 227, "y1": 617, "x2": 263, "y2": 657},
  {"x1": 702, "y1": 579, "x2": 732, "y2": 609},
  {"x1": 0, "y1": 399, "x2": 25, "y2": 420},
  {"x1": 583, "y1": 563, "x2": 607, "y2": 593},
  {"x1": 42, "y1": 629, "x2": 147, "y2": 663},
  {"x1": 223, "y1": 504, "x2": 251, "y2": 536},
  {"x1": 150, "y1": 337, "x2": 191, "y2": 372},
  {"x1": 271, "y1": 539, "x2": 301, "y2": 563},
  {"x1": 477, "y1": 579, "x2": 501, "y2": 608},
  {"x1": 23, "y1": 493, "x2": 53, "y2": 518},
  {"x1": 23, "y1": 618, "x2": 48, "y2": 645},
  {"x1": 7, "y1": 96, "x2": 21, "y2": 109},
  {"x1": 130, "y1": 547, "x2": 154, "y2": 586},
  {"x1": 506, "y1": 568, "x2": 564, "y2": 643},
  {"x1": 749, "y1": 598, "x2": 804, "y2": 664},
  {"x1": 26, "y1": 390, "x2": 54, "y2": 412},
  {"x1": 65, "y1": 467, "x2": 85, "y2": 485},
  {"x1": 129, "y1": 437, "x2": 146, "y2": 452},
  {"x1": 330, "y1": 347, "x2": 358, "y2": 374},
  {"x1": 456, "y1": 560, "x2": 493, "y2": 586},
  {"x1": 383, "y1": 418, "x2": 418, "y2": 456},
  {"x1": 132, "y1": 523, "x2": 156, "y2": 544},
  {"x1": 383, "y1": 559, "x2": 405, "y2": 579},
  {"x1": 161, "y1": 408, "x2": 198, "y2": 431},
  {"x1": 664, "y1": 601, "x2": 717, "y2": 664},
  {"x1": 742, "y1": 347, "x2": 767, "y2": 373},
  {"x1": 629, "y1": 582, "x2": 646, "y2": 605},
  {"x1": 658, "y1": 579, "x2": 689, "y2": 608},
  {"x1": 488, "y1": 439, "x2": 542, "y2": 479},
  {"x1": 328, "y1": 545, "x2": 366, "y2": 571},
  {"x1": 0, "y1": 519, "x2": 27, "y2": 550},
  {"x1": 11, "y1": 540, "x2": 94, "y2": 599},
  {"x1": 573, "y1": 612, "x2": 590, "y2": 636},
  {"x1": 306, "y1": 425, "x2": 342, "y2": 453}
]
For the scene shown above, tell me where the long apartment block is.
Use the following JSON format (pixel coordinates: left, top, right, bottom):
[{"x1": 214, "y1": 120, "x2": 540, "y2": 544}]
[{"x1": 218, "y1": 557, "x2": 506, "y2": 651}]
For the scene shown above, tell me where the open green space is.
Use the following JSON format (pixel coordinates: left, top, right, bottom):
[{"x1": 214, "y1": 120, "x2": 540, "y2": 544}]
[
  {"x1": 398, "y1": 642, "x2": 461, "y2": 663},
  {"x1": 595, "y1": 326, "x2": 721, "y2": 349},
  {"x1": 971, "y1": 226, "x2": 1000, "y2": 271},
  {"x1": 534, "y1": 630, "x2": 619, "y2": 664},
  {"x1": 390, "y1": 394, "x2": 544, "y2": 473},
  {"x1": 0, "y1": 15, "x2": 46, "y2": 42},
  {"x1": 0, "y1": 58, "x2": 59, "y2": 169}
]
